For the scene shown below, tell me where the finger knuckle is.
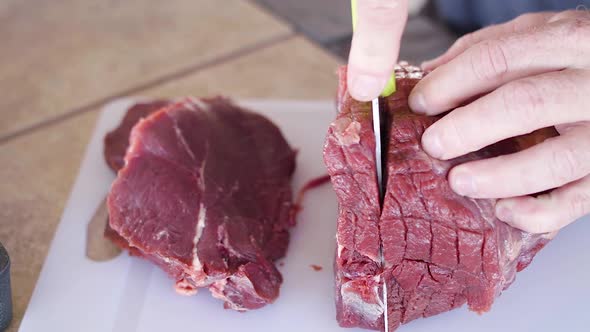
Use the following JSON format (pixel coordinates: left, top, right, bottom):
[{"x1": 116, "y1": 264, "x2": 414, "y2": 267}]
[
  {"x1": 549, "y1": 10, "x2": 582, "y2": 22},
  {"x1": 443, "y1": 115, "x2": 469, "y2": 154},
  {"x1": 471, "y1": 40, "x2": 510, "y2": 81},
  {"x1": 455, "y1": 33, "x2": 474, "y2": 49},
  {"x1": 548, "y1": 143, "x2": 582, "y2": 185},
  {"x1": 515, "y1": 208, "x2": 553, "y2": 234},
  {"x1": 558, "y1": 18, "x2": 590, "y2": 44},
  {"x1": 518, "y1": 165, "x2": 538, "y2": 194},
  {"x1": 567, "y1": 190, "x2": 590, "y2": 221},
  {"x1": 501, "y1": 80, "x2": 545, "y2": 123},
  {"x1": 567, "y1": 17, "x2": 590, "y2": 32},
  {"x1": 529, "y1": 220, "x2": 552, "y2": 234},
  {"x1": 511, "y1": 12, "x2": 545, "y2": 31}
]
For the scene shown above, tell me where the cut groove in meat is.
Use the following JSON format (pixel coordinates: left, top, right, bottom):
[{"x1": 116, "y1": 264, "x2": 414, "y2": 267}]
[
  {"x1": 324, "y1": 62, "x2": 558, "y2": 331},
  {"x1": 106, "y1": 97, "x2": 297, "y2": 311}
]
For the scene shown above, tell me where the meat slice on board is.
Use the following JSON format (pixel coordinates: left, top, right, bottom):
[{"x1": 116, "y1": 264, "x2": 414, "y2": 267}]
[
  {"x1": 104, "y1": 100, "x2": 171, "y2": 172},
  {"x1": 106, "y1": 97, "x2": 297, "y2": 311},
  {"x1": 324, "y1": 63, "x2": 557, "y2": 331}
]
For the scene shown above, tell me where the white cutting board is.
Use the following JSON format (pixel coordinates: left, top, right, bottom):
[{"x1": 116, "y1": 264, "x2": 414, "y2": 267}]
[{"x1": 19, "y1": 99, "x2": 590, "y2": 332}]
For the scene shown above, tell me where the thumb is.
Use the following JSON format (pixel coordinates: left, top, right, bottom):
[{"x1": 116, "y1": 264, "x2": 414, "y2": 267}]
[{"x1": 348, "y1": 0, "x2": 408, "y2": 101}]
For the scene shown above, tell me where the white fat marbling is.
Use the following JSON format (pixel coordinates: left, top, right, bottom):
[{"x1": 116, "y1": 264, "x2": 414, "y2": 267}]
[
  {"x1": 341, "y1": 281, "x2": 383, "y2": 323},
  {"x1": 192, "y1": 204, "x2": 207, "y2": 271},
  {"x1": 185, "y1": 97, "x2": 210, "y2": 112},
  {"x1": 154, "y1": 230, "x2": 168, "y2": 240},
  {"x1": 333, "y1": 118, "x2": 361, "y2": 146}
]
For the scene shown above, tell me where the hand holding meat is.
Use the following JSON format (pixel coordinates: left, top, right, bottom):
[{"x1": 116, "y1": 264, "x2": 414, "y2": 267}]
[{"x1": 409, "y1": 11, "x2": 590, "y2": 234}]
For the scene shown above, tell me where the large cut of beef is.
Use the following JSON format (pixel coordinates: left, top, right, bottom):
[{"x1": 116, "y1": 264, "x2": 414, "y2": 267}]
[
  {"x1": 324, "y1": 63, "x2": 557, "y2": 330},
  {"x1": 106, "y1": 97, "x2": 297, "y2": 311}
]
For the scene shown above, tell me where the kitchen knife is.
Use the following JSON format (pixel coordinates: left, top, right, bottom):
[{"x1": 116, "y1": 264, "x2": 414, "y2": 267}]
[{"x1": 351, "y1": 1, "x2": 397, "y2": 330}]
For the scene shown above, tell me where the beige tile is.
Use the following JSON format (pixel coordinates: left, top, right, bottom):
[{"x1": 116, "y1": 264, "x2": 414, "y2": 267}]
[
  {"x1": 141, "y1": 36, "x2": 342, "y2": 99},
  {"x1": 0, "y1": 0, "x2": 291, "y2": 138},
  {"x1": 0, "y1": 111, "x2": 98, "y2": 332}
]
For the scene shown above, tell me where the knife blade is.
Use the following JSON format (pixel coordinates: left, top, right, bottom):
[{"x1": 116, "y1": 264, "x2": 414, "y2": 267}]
[
  {"x1": 351, "y1": 2, "x2": 395, "y2": 330},
  {"x1": 372, "y1": 98, "x2": 384, "y2": 201},
  {"x1": 372, "y1": 97, "x2": 389, "y2": 332}
]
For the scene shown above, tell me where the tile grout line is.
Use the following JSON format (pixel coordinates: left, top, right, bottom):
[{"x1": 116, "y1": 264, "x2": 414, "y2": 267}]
[
  {"x1": 0, "y1": 32, "x2": 296, "y2": 145},
  {"x1": 245, "y1": 0, "x2": 299, "y2": 33}
]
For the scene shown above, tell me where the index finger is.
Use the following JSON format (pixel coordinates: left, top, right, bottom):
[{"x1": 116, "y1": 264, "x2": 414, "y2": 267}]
[{"x1": 347, "y1": 0, "x2": 408, "y2": 101}]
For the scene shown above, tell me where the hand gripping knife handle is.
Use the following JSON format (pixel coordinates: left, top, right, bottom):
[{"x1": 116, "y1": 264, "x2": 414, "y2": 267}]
[{"x1": 0, "y1": 242, "x2": 12, "y2": 331}]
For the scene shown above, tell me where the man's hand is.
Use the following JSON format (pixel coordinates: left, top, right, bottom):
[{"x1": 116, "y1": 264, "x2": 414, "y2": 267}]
[
  {"x1": 347, "y1": 0, "x2": 408, "y2": 101},
  {"x1": 409, "y1": 10, "x2": 590, "y2": 234}
]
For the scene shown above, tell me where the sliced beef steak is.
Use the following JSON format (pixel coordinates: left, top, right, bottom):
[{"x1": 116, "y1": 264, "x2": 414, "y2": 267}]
[
  {"x1": 324, "y1": 63, "x2": 557, "y2": 330},
  {"x1": 107, "y1": 97, "x2": 296, "y2": 310},
  {"x1": 103, "y1": 100, "x2": 172, "y2": 254},
  {"x1": 104, "y1": 100, "x2": 171, "y2": 172},
  {"x1": 324, "y1": 68, "x2": 383, "y2": 330}
]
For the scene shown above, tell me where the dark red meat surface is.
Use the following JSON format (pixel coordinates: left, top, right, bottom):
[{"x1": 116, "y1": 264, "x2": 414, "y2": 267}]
[
  {"x1": 104, "y1": 100, "x2": 171, "y2": 172},
  {"x1": 324, "y1": 63, "x2": 557, "y2": 330},
  {"x1": 106, "y1": 97, "x2": 296, "y2": 310}
]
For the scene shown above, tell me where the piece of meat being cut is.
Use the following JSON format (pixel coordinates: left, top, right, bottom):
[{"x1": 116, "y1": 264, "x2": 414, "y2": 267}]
[
  {"x1": 107, "y1": 97, "x2": 297, "y2": 311},
  {"x1": 324, "y1": 63, "x2": 558, "y2": 331}
]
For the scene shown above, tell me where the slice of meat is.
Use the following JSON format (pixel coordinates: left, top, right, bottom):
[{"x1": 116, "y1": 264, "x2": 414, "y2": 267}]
[
  {"x1": 324, "y1": 63, "x2": 558, "y2": 330},
  {"x1": 325, "y1": 67, "x2": 383, "y2": 330},
  {"x1": 107, "y1": 97, "x2": 297, "y2": 310},
  {"x1": 103, "y1": 100, "x2": 172, "y2": 256},
  {"x1": 104, "y1": 100, "x2": 171, "y2": 172}
]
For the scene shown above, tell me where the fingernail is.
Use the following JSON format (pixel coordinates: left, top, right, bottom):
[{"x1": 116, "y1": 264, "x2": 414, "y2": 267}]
[
  {"x1": 409, "y1": 92, "x2": 427, "y2": 114},
  {"x1": 422, "y1": 130, "x2": 443, "y2": 159},
  {"x1": 495, "y1": 203, "x2": 514, "y2": 223},
  {"x1": 451, "y1": 170, "x2": 477, "y2": 196},
  {"x1": 350, "y1": 74, "x2": 384, "y2": 101}
]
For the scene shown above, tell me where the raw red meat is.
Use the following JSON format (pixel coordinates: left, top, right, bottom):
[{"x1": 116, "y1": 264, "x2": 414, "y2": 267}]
[
  {"x1": 107, "y1": 97, "x2": 296, "y2": 310},
  {"x1": 324, "y1": 63, "x2": 557, "y2": 330},
  {"x1": 104, "y1": 100, "x2": 171, "y2": 172},
  {"x1": 103, "y1": 100, "x2": 172, "y2": 255}
]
